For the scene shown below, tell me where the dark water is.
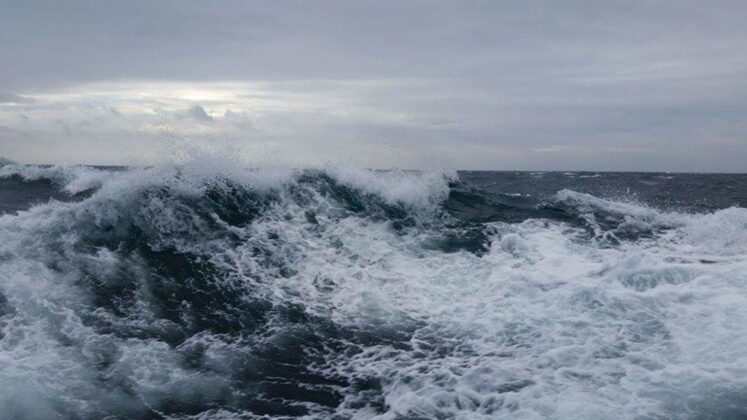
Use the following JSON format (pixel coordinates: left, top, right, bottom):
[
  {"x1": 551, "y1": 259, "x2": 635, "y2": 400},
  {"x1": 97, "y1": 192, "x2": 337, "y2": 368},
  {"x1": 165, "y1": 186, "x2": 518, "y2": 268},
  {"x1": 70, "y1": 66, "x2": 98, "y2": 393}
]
[
  {"x1": 1, "y1": 163, "x2": 746, "y2": 419},
  {"x1": 459, "y1": 171, "x2": 747, "y2": 212},
  {"x1": 4, "y1": 168, "x2": 746, "y2": 217}
]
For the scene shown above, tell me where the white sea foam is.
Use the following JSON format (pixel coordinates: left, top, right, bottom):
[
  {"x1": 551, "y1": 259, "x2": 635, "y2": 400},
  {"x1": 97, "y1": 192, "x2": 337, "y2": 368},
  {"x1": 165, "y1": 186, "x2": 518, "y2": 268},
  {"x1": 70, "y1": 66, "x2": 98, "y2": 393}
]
[
  {"x1": 0, "y1": 164, "x2": 745, "y2": 419},
  {"x1": 326, "y1": 164, "x2": 456, "y2": 211}
]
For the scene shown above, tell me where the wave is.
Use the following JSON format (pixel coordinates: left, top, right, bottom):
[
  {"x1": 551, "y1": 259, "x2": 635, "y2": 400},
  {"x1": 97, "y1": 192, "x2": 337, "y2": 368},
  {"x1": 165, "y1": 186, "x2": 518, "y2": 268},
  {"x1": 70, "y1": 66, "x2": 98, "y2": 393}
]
[
  {"x1": 0, "y1": 163, "x2": 117, "y2": 195},
  {"x1": 1, "y1": 162, "x2": 746, "y2": 419}
]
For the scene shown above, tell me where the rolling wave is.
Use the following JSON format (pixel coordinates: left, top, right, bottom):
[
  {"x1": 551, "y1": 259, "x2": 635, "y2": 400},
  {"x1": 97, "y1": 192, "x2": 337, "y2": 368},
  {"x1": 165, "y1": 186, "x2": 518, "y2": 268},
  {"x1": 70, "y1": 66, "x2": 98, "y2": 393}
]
[{"x1": 1, "y1": 162, "x2": 746, "y2": 419}]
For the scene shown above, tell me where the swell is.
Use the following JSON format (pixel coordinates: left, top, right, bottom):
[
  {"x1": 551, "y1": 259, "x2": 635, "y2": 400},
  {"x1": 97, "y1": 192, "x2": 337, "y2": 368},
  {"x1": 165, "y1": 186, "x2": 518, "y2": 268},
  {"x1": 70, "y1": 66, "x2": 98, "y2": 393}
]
[
  {"x1": 0, "y1": 163, "x2": 746, "y2": 419},
  {"x1": 0, "y1": 163, "x2": 678, "y2": 243},
  {"x1": 0, "y1": 164, "x2": 459, "y2": 418}
]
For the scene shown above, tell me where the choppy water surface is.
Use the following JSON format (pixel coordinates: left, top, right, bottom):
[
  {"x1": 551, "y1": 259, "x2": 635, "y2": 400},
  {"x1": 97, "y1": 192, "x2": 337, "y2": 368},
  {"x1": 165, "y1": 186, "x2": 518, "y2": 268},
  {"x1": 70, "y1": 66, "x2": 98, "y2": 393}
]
[{"x1": 1, "y1": 162, "x2": 746, "y2": 419}]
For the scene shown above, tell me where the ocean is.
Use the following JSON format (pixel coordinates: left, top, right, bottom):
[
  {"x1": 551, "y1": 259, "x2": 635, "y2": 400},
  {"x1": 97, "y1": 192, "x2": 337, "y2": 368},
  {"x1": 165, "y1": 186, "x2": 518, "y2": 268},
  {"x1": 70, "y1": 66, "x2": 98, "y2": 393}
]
[{"x1": 0, "y1": 161, "x2": 746, "y2": 419}]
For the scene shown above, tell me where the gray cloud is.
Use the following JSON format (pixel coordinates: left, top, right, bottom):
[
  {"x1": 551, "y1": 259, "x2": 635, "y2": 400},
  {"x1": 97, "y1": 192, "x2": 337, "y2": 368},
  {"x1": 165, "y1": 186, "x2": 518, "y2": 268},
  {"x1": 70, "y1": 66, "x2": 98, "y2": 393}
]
[
  {"x1": 184, "y1": 105, "x2": 214, "y2": 123},
  {"x1": 0, "y1": 93, "x2": 34, "y2": 104},
  {"x1": 0, "y1": 0, "x2": 746, "y2": 171}
]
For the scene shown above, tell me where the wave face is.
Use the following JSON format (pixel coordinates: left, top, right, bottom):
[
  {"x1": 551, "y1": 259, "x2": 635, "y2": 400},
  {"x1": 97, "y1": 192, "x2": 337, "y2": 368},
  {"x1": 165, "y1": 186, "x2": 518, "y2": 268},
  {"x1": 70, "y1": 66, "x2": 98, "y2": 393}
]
[{"x1": 1, "y1": 163, "x2": 747, "y2": 419}]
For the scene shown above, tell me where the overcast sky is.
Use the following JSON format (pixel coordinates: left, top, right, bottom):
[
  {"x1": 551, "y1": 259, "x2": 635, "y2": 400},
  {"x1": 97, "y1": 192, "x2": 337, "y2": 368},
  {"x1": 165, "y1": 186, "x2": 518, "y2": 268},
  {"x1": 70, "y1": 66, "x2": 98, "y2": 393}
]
[{"x1": 1, "y1": 0, "x2": 746, "y2": 171}]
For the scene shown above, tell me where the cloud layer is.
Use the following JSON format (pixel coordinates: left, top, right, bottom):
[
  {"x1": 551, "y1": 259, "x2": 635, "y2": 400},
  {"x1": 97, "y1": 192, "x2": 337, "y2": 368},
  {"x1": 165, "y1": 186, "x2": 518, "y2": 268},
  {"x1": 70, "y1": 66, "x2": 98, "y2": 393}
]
[{"x1": 1, "y1": 1, "x2": 746, "y2": 170}]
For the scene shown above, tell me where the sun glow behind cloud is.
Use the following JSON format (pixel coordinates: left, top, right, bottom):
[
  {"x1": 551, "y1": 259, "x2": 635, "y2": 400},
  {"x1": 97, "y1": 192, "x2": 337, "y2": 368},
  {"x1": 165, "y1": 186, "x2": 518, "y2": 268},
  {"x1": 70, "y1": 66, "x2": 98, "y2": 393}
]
[
  {"x1": 0, "y1": 80, "x2": 448, "y2": 167},
  {"x1": 1, "y1": 73, "x2": 746, "y2": 171}
]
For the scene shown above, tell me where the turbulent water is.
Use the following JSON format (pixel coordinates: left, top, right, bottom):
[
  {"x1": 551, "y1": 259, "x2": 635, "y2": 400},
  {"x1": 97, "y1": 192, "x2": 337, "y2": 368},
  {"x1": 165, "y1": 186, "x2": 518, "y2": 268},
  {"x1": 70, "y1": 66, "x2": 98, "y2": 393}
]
[{"x1": 1, "y1": 161, "x2": 746, "y2": 420}]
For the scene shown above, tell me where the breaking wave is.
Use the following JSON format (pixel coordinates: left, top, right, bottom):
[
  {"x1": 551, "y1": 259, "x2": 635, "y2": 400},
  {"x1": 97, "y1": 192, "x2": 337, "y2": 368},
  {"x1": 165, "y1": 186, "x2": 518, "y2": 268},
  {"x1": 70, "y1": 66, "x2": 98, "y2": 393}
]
[{"x1": 1, "y1": 162, "x2": 746, "y2": 419}]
